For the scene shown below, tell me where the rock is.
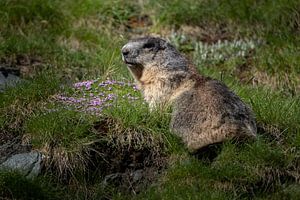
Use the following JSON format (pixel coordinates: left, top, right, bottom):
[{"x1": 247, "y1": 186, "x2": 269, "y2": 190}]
[
  {"x1": 0, "y1": 136, "x2": 31, "y2": 163},
  {"x1": 131, "y1": 169, "x2": 143, "y2": 183},
  {"x1": 102, "y1": 173, "x2": 122, "y2": 186},
  {"x1": 0, "y1": 71, "x2": 22, "y2": 92},
  {"x1": 0, "y1": 151, "x2": 43, "y2": 178},
  {"x1": 0, "y1": 72, "x2": 7, "y2": 89}
]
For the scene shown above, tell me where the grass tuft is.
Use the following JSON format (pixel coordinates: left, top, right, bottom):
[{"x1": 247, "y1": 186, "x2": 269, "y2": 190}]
[
  {"x1": 0, "y1": 71, "x2": 61, "y2": 135},
  {"x1": 0, "y1": 171, "x2": 63, "y2": 200}
]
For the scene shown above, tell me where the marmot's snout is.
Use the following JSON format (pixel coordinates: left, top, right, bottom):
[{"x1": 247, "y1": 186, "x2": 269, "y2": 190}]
[
  {"x1": 121, "y1": 43, "x2": 137, "y2": 65},
  {"x1": 121, "y1": 46, "x2": 130, "y2": 56}
]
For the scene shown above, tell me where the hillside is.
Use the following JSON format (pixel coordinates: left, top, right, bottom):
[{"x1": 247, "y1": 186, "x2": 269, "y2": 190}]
[{"x1": 0, "y1": 1, "x2": 299, "y2": 199}]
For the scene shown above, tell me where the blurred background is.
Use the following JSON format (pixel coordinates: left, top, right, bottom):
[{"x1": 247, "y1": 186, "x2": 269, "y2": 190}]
[{"x1": 0, "y1": 0, "x2": 299, "y2": 93}]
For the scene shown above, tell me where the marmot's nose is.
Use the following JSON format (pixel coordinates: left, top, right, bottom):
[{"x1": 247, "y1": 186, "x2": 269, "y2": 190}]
[
  {"x1": 122, "y1": 49, "x2": 129, "y2": 56},
  {"x1": 121, "y1": 46, "x2": 130, "y2": 56}
]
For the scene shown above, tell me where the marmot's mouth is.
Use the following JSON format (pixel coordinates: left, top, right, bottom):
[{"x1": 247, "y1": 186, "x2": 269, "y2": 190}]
[
  {"x1": 122, "y1": 55, "x2": 138, "y2": 66},
  {"x1": 125, "y1": 62, "x2": 140, "y2": 69},
  {"x1": 126, "y1": 64, "x2": 144, "y2": 80},
  {"x1": 124, "y1": 60, "x2": 136, "y2": 65}
]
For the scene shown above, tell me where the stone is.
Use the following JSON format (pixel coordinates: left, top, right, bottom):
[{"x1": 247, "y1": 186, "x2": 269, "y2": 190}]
[
  {"x1": 0, "y1": 137, "x2": 31, "y2": 163},
  {"x1": 0, "y1": 151, "x2": 43, "y2": 178},
  {"x1": 0, "y1": 72, "x2": 22, "y2": 92},
  {"x1": 131, "y1": 169, "x2": 143, "y2": 183},
  {"x1": 102, "y1": 173, "x2": 122, "y2": 186}
]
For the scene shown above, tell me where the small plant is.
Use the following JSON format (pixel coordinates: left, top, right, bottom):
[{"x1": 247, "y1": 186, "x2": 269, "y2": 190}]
[
  {"x1": 194, "y1": 39, "x2": 258, "y2": 66},
  {"x1": 54, "y1": 79, "x2": 140, "y2": 115},
  {"x1": 168, "y1": 33, "x2": 194, "y2": 52}
]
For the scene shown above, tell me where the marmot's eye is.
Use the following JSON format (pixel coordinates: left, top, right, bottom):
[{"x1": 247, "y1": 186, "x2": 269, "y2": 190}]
[{"x1": 143, "y1": 42, "x2": 156, "y2": 49}]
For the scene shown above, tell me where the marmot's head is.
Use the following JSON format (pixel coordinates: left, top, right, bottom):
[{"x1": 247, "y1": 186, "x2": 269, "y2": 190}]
[{"x1": 121, "y1": 37, "x2": 188, "y2": 79}]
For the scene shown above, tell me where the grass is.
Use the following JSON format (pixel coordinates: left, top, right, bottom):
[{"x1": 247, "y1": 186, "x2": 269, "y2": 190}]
[
  {"x1": 0, "y1": 0, "x2": 299, "y2": 199},
  {"x1": 152, "y1": 0, "x2": 300, "y2": 41},
  {"x1": 0, "y1": 72, "x2": 61, "y2": 135},
  {"x1": 0, "y1": 170, "x2": 63, "y2": 200}
]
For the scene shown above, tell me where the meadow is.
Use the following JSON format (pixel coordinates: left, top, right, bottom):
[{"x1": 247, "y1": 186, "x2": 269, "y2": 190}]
[{"x1": 0, "y1": 0, "x2": 299, "y2": 199}]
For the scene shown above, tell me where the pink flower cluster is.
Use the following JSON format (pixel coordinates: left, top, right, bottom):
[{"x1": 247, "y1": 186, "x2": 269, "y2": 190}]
[
  {"x1": 74, "y1": 80, "x2": 95, "y2": 90},
  {"x1": 54, "y1": 79, "x2": 140, "y2": 115}
]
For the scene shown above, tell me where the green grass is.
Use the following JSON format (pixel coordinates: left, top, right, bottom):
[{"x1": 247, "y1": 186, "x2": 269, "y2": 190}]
[
  {"x1": 138, "y1": 140, "x2": 299, "y2": 199},
  {"x1": 0, "y1": 72, "x2": 61, "y2": 135},
  {"x1": 152, "y1": 0, "x2": 300, "y2": 41},
  {"x1": 0, "y1": 171, "x2": 63, "y2": 200},
  {"x1": 0, "y1": 0, "x2": 299, "y2": 199}
]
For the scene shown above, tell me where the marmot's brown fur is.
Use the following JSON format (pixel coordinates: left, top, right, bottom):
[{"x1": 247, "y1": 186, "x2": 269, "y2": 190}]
[{"x1": 121, "y1": 37, "x2": 256, "y2": 152}]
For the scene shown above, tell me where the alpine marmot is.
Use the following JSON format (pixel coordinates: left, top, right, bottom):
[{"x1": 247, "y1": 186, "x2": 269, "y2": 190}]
[{"x1": 121, "y1": 36, "x2": 257, "y2": 152}]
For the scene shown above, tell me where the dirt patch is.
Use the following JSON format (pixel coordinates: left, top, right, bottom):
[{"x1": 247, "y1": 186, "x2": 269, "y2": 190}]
[
  {"x1": 91, "y1": 117, "x2": 168, "y2": 193},
  {"x1": 0, "y1": 131, "x2": 16, "y2": 146},
  {"x1": 127, "y1": 15, "x2": 152, "y2": 29},
  {"x1": 94, "y1": 143, "x2": 167, "y2": 194},
  {"x1": 252, "y1": 71, "x2": 300, "y2": 95},
  {"x1": 180, "y1": 23, "x2": 233, "y2": 44},
  {"x1": 0, "y1": 54, "x2": 43, "y2": 78},
  {"x1": 155, "y1": 22, "x2": 237, "y2": 44}
]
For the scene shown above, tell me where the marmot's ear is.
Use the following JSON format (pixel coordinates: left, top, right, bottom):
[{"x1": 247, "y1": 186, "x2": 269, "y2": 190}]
[
  {"x1": 158, "y1": 40, "x2": 167, "y2": 50},
  {"x1": 153, "y1": 41, "x2": 165, "y2": 53}
]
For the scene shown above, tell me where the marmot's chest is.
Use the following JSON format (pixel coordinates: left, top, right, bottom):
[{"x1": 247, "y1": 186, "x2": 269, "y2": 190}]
[
  {"x1": 141, "y1": 77, "x2": 172, "y2": 109},
  {"x1": 138, "y1": 69, "x2": 173, "y2": 109}
]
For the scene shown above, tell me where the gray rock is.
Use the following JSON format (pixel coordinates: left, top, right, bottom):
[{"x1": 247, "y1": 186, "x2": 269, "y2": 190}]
[
  {"x1": 6, "y1": 73, "x2": 22, "y2": 83},
  {"x1": 0, "y1": 72, "x2": 22, "y2": 92},
  {"x1": 0, "y1": 137, "x2": 31, "y2": 164},
  {"x1": 0, "y1": 151, "x2": 43, "y2": 178},
  {"x1": 0, "y1": 72, "x2": 5, "y2": 82},
  {"x1": 102, "y1": 173, "x2": 122, "y2": 185},
  {"x1": 131, "y1": 169, "x2": 143, "y2": 183}
]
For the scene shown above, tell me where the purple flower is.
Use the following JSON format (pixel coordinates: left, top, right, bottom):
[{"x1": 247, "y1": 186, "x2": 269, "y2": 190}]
[
  {"x1": 55, "y1": 79, "x2": 141, "y2": 115},
  {"x1": 89, "y1": 98, "x2": 102, "y2": 106},
  {"x1": 103, "y1": 93, "x2": 116, "y2": 101},
  {"x1": 133, "y1": 85, "x2": 139, "y2": 91},
  {"x1": 74, "y1": 80, "x2": 95, "y2": 90},
  {"x1": 85, "y1": 85, "x2": 92, "y2": 90},
  {"x1": 106, "y1": 79, "x2": 117, "y2": 85},
  {"x1": 55, "y1": 95, "x2": 67, "y2": 100}
]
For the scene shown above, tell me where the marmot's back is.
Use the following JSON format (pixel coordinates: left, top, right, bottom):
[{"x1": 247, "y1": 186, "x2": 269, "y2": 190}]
[
  {"x1": 121, "y1": 36, "x2": 257, "y2": 152},
  {"x1": 171, "y1": 77, "x2": 256, "y2": 152}
]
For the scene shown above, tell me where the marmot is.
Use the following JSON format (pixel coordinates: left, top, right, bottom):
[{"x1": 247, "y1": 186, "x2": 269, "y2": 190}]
[{"x1": 121, "y1": 36, "x2": 257, "y2": 153}]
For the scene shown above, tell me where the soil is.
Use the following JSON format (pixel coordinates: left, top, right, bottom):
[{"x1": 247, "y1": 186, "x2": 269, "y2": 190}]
[
  {"x1": 0, "y1": 54, "x2": 43, "y2": 78},
  {"x1": 90, "y1": 118, "x2": 168, "y2": 193}
]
